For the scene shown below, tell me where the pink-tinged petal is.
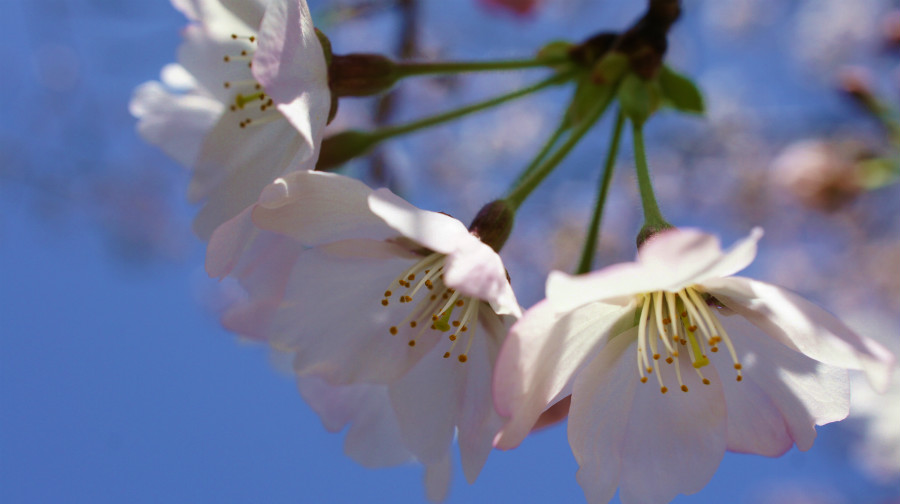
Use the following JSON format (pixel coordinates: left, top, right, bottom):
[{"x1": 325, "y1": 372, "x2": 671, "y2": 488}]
[
  {"x1": 219, "y1": 233, "x2": 303, "y2": 340},
  {"x1": 389, "y1": 347, "x2": 464, "y2": 465},
  {"x1": 569, "y1": 328, "x2": 728, "y2": 504},
  {"x1": 493, "y1": 300, "x2": 633, "y2": 449},
  {"x1": 368, "y1": 189, "x2": 472, "y2": 255},
  {"x1": 457, "y1": 313, "x2": 506, "y2": 483},
  {"x1": 251, "y1": 171, "x2": 397, "y2": 246},
  {"x1": 443, "y1": 238, "x2": 522, "y2": 318},
  {"x1": 191, "y1": 117, "x2": 306, "y2": 239},
  {"x1": 252, "y1": 0, "x2": 330, "y2": 144},
  {"x1": 616, "y1": 345, "x2": 726, "y2": 504},
  {"x1": 717, "y1": 314, "x2": 850, "y2": 452},
  {"x1": 268, "y1": 239, "x2": 436, "y2": 385},
  {"x1": 296, "y1": 377, "x2": 413, "y2": 467},
  {"x1": 547, "y1": 229, "x2": 764, "y2": 312},
  {"x1": 206, "y1": 205, "x2": 257, "y2": 278},
  {"x1": 130, "y1": 80, "x2": 222, "y2": 167},
  {"x1": 567, "y1": 331, "x2": 637, "y2": 504},
  {"x1": 547, "y1": 265, "x2": 655, "y2": 312},
  {"x1": 424, "y1": 452, "x2": 453, "y2": 503},
  {"x1": 706, "y1": 276, "x2": 894, "y2": 392},
  {"x1": 692, "y1": 227, "x2": 763, "y2": 284},
  {"x1": 715, "y1": 364, "x2": 793, "y2": 456}
]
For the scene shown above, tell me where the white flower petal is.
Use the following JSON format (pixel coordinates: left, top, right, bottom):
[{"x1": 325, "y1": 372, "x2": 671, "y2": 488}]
[
  {"x1": 547, "y1": 265, "x2": 657, "y2": 312},
  {"x1": 493, "y1": 300, "x2": 632, "y2": 449},
  {"x1": 268, "y1": 239, "x2": 435, "y2": 384},
  {"x1": 297, "y1": 377, "x2": 413, "y2": 467},
  {"x1": 717, "y1": 314, "x2": 850, "y2": 452},
  {"x1": 190, "y1": 117, "x2": 306, "y2": 239},
  {"x1": 172, "y1": 0, "x2": 266, "y2": 32},
  {"x1": 616, "y1": 352, "x2": 726, "y2": 504},
  {"x1": 206, "y1": 205, "x2": 257, "y2": 278},
  {"x1": 568, "y1": 328, "x2": 728, "y2": 504},
  {"x1": 424, "y1": 452, "x2": 453, "y2": 503},
  {"x1": 443, "y1": 238, "x2": 521, "y2": 318},
  {"x1": 706, "y1": 276, "x2": 894, "y2": 392},
  {"x1": 218, "y1": 233, "x2": 304, "y2": 340},
  {"x1": 456, "y1": 314, "x2": 505, "y2": 483},
  {"x1": 130, "y1": 80, "x2": 222, "y2": 167},
  {"x1": 252, "y1": 0, "x2": 330, "y2": 145},
  {"x1": 251, "y1": 171, "x2": 397, "y2": 246},
  {"x1": 176, "y1": 21, "x2": 258, "y2": 103},
  {"x1": 548, "y1": 228, "x2": 764, "y2": 312},
  {"x1": 368, "y1": 188, "x2": 472, "y2": 255},
  {"x1": 693, "y1": 227, "x2": 763, "y2": 283},
  {"x1": 389, "y1": 347, "x2": 464, "y2": 465},
  {"x1": 568, "y1": 331, "x2": 637, "y2": 504}
]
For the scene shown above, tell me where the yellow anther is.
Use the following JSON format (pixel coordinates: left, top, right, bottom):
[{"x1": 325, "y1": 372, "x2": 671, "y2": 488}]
[
  {"x1": 457, "y1": 355, "x2": 468, "y2": 363},
  {"x1": 681, "y1": 385, "x2": 689, "y2": 392}
]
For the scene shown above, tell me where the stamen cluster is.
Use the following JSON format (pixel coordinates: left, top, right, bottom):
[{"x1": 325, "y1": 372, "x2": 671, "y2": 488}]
[
  {"x1": 382, "y1": 253, "x2": 482, "y2": 363},
  {"x1": 634, "y1": 287, "x2": 742, "y2": 394}
]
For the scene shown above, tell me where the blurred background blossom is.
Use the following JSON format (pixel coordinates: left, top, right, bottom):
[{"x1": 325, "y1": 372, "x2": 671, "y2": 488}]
[{"x1": 1, "y1": 0, "x2": 898, "y2": 502}]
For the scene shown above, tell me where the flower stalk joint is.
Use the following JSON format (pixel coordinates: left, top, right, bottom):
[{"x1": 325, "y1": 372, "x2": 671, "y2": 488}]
[{"x1": 469, "y1": 200, "x2": 516, "y2": 253}]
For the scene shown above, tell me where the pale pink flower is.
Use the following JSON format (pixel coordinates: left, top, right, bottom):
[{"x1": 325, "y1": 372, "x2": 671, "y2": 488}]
[
  {"x1": 130, "y1": 0, "x2": 330, "y2": 239},
  {"x1": 493, "y1": 228, "x2": 893, "y2": 504},
  {"x1": 208, "y1": 170, "x2": 520, "y2": 490},
  {"x1": 297, "y1": 377, "x2": 453, "y2": 501}
]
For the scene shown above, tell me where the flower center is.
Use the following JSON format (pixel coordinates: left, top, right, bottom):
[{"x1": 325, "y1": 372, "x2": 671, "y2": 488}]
[
  {"x1": 381, "y1": 252, "x2": 481, "y2": 364},
  {"x1": 635, "y1": 287, "x2": 743, "y2": 394},
  {"x1": 222, "y1": 34, "x2": 280, "y2": 129}
]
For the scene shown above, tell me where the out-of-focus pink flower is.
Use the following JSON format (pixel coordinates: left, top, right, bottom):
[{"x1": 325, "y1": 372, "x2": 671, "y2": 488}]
[
  {"x1": 477, "y1": 0, "x2": 542, "y2": 18},
  {"x1": 770, "y1": 139, "x2": 866, "y2": 211},
  {"x1": 493, "y1": 228, "x2": 893, "y2": 504},
  {"x1": 130, "y1": 0, "x2": 330, "y2": 239},
  {"x1": 208, "y1": 170, "x2": 521, "y2": 495}
]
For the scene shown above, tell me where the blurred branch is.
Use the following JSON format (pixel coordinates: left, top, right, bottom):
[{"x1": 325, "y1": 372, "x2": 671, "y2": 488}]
[{"x1": 370, "y1": 0, "x2": 420, "y2": 187}]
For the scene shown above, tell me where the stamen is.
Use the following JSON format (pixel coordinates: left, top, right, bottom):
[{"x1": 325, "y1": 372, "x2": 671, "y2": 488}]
[
  {"x1": 653, "y1": 291, "x2": 676, "y2": 355},
  {"x1": 231, "y1": 34, "x2": 257, "y2": 42},
  {"x1": 636, "y1": 295, "x2": 652, "y2": 380}
]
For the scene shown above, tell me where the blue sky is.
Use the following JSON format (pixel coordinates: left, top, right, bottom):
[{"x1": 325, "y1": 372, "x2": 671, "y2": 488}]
[{"x1": 2, "y1": 0, "x2": 899, "y2": 502}]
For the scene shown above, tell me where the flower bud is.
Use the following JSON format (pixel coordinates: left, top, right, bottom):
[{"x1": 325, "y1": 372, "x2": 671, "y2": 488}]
[
  {"x1": 636, "y1": 221, "x2": 674, "y2": 249},
  {"x1": 329, "y1": 54, "x2": 399, "y2": 97},
  {"x1": 468, "y1": 200, "x2": 516, "y2": 252}
]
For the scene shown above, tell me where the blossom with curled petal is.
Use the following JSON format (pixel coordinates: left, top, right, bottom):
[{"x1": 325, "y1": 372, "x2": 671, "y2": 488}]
[
  {"x1": 130, "y1": 0, "x2": 330, "y2": 239},
  {"x1": 493, "y1": 228, "x2": 893, "y2": 504},
  {"x1": 208, "y1": 170, "x2": 520, "y2": 491}
]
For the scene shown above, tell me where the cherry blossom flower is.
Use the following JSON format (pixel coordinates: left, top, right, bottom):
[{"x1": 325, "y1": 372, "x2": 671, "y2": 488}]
[
  {"x1": 493, "y1": 227, "x2": 894, "y2": 504},
  {"x1": 130, "y1": 0, "x2": 330, "y2": 239},
  {"x1": 208, "y1": 170, "x2": 520, "y2": 490},
  {"x1": 297, "y1": 377, "x2": 453, "y2": 501}
]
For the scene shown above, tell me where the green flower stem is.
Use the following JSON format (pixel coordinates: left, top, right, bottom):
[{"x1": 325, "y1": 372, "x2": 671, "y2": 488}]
[
  {"x1": 505, "y1": 88, "x2": 615, "y2": 211},
  {"x1": 632, "y1": 120, "x2": 671, "y2": 230},
  {"x1": 394, "y1": 56, "x2": 569, "y2": 77},
  {"x1": 368, "y1": 72, "x2": 572, "y2": 143},
  {"x1": 575, "y1": 109, "x2": 625, "y2": 274}
]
